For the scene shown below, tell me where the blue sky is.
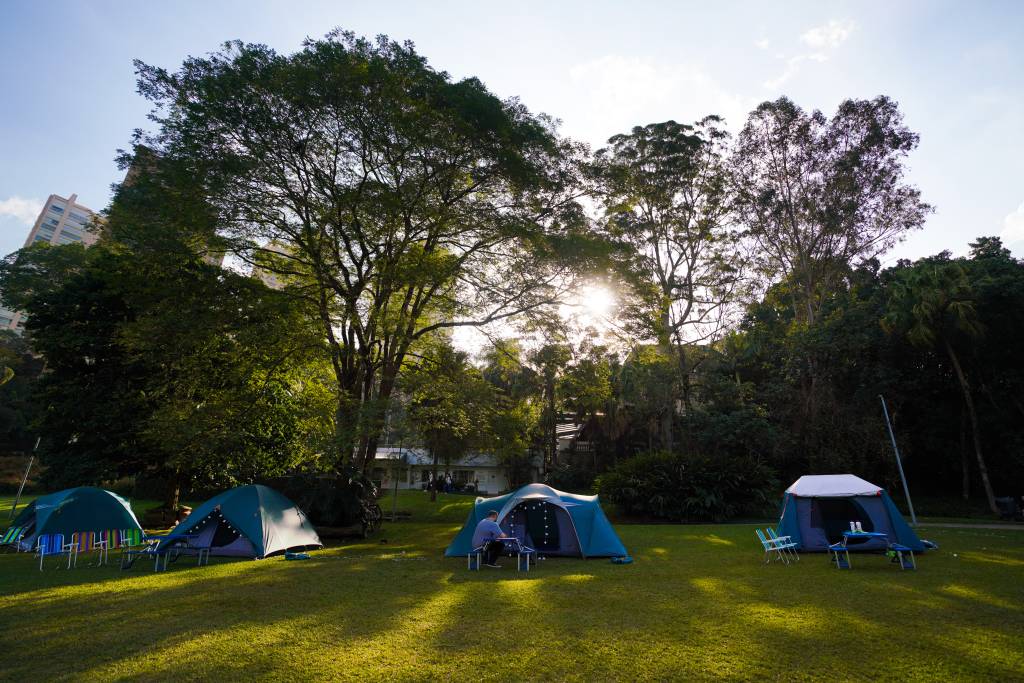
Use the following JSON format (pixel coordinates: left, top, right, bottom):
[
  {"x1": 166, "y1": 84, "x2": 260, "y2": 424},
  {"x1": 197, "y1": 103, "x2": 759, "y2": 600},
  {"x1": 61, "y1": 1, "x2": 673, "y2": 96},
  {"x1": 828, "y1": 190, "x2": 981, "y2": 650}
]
[{"x1": 1, "y1": 0, "x2": 1022, "y2": 261}]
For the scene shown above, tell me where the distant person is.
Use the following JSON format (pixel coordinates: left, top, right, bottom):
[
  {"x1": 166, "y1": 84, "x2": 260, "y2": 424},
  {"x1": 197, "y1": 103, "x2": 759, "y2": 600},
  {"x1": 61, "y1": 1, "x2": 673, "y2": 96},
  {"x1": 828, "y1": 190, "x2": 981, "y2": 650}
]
[{"x1": 472, "y1": 510, "x2": 507, "y2": 568}]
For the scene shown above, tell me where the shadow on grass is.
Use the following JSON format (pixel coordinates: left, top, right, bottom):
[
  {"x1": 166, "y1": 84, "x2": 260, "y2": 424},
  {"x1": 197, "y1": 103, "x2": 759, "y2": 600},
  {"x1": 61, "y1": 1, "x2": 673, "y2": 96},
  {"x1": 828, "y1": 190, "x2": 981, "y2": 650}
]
[{"x1": 1, "y1": 523, "x2": 1022, "y2": 680}]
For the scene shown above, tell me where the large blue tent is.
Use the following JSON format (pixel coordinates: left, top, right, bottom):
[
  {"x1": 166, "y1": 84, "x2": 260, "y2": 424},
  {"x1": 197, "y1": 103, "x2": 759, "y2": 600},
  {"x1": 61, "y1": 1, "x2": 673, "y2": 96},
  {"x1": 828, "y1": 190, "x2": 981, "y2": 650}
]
[
  {"x1": 445, "y1": 483, "x2": 627, "y2": 558},
  {"x1": 776, "y1": 474, "x2": 924, "y2": 552}
]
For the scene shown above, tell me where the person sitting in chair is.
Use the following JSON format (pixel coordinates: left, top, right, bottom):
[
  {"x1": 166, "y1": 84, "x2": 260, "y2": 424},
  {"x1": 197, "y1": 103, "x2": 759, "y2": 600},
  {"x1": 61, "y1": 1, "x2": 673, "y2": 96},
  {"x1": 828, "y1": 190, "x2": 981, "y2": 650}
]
[{"x1": 472, "y1": 510, "x2": 508, "y2": 568}]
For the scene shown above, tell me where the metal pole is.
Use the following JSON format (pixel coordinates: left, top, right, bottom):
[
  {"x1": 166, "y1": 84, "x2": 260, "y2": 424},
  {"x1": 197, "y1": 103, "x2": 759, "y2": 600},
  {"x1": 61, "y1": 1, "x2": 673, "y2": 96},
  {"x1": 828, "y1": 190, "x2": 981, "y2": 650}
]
[
  {"x1": 880, "y1": 395, "x2": 917, "y2": 525},
  {"x1": 9, "y1": 437, "x2": 40, "y2": 520}
]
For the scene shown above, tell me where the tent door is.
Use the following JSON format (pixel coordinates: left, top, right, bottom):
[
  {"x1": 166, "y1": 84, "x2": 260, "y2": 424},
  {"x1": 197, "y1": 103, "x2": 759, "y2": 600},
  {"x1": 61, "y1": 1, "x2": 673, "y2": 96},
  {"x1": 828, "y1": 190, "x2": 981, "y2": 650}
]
[{"x1": 502, "y1": 501, "x2": 580, "y2": 556}]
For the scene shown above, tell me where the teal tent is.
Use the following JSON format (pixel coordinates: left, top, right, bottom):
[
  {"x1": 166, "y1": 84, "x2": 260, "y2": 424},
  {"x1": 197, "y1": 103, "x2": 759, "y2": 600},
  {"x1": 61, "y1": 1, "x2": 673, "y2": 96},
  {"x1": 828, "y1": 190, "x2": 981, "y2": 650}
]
[
  {"x1": 776, "y1": 474, "x2": 924, "y2": 552},
  {"x1": 158, "y1": 484, "x2": 321, "y2": 559},
  {"x1": 445, "y1": 483, "x2": 627, "y2": 558},
  {"x1": 10, "y1": 487, "x2": 142, "y2": 549}
]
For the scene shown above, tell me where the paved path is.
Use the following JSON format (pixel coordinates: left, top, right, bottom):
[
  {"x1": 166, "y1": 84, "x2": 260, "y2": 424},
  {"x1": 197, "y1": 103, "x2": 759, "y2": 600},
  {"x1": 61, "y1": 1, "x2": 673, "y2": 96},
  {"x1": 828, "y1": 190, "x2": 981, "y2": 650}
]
[{"x1": 917, "y1": 522, "x2": 1024, "y2": 530}]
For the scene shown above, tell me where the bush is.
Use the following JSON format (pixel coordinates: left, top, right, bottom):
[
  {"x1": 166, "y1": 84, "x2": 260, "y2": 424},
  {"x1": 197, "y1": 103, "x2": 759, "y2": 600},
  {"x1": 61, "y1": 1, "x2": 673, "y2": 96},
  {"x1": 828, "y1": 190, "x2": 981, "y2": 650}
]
[
  {"x1": 595, "y1": 451, "x2": 778, "y2": 522},
  {"x1": 546, "y1": 462, "x2": 597, "y2": 493}
]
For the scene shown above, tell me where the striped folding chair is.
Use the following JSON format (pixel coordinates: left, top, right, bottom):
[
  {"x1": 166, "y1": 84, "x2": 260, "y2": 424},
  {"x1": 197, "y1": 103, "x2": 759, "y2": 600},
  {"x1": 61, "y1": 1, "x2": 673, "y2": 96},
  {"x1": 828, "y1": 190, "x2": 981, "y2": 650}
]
[
  {"x1": 73, "y1": 531, "x2": 97, "y2": 565},
  {"x1": 36, "y1": 533, "x2": 76, "y2": 571},
  {"x1": 1, "y1": 526, "x2": 25, "y2": 550},
  {"x1": 121, "y1": 528, "x2": 142, "y2": 548},
  {"x1": 95, "y1": 529, "x2": 118, "y2": 565}
]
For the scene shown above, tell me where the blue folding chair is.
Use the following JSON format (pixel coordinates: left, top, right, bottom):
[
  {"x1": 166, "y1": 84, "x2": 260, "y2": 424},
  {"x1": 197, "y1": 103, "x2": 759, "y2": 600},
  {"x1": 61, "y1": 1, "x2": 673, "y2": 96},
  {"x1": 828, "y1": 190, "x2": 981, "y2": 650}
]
[
  {"x1": 35, "y1": 533, "x2": 77, "y2": 571},
  {"x1": 767, "y1": 528, "x2": 799, "y2": 561},
  {"x1": 755, "y1": 529, "x2": 792, "y2": 565}
]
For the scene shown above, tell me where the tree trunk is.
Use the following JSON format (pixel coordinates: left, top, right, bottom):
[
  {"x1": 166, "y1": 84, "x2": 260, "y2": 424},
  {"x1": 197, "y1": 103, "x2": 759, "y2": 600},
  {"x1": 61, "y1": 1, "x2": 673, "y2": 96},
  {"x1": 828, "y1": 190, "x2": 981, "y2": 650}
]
[
  {"x1": 164, "y1": 472, "x2": 181, "y2": 514},
  {"x1": 660, "y1": 409, "x2": 673, "y2": 453},
  {"x1": 333, "y1": 389, "x2": 361, "y2": 470},
  {"x1": 959, "y1": 407, "x2": 970, "y2": 501},
  {"x1": 945, "y1": 339, "x2": 997, "y2": 514},
  {"x1": 546, "y1": 372, "x2": 557, "y2": 471},
  {"x1": 429, "y1": 448, "x2": 439, "y2": 502}
]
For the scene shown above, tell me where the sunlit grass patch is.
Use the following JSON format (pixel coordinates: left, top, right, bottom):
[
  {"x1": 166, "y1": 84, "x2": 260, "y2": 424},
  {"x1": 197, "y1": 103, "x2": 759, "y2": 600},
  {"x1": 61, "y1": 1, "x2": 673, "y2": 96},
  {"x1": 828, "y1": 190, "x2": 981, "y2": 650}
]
[{"x1": 1, "y1": 512, "x2": 1022, "y2": 680}]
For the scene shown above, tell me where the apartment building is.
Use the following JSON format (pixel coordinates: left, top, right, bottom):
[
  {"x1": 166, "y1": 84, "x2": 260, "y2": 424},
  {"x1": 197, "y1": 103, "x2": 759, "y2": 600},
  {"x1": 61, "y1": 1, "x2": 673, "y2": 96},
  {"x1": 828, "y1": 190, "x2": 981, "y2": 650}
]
[{"x1": 0, "y1": 193, "x2": 99, "y2": 333}]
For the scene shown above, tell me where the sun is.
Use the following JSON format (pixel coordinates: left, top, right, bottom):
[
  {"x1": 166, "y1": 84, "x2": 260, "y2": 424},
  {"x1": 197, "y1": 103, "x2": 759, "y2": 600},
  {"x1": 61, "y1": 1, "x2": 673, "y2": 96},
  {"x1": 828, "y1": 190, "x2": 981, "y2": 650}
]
[{"x1": 580, "y1": 284, "x2": 616, "y2": 319}]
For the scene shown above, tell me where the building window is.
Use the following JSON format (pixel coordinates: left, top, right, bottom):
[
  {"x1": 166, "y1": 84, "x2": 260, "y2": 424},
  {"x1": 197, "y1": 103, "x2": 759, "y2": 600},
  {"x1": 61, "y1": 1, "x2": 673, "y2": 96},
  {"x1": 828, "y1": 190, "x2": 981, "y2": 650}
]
[
  {"x1": 48, "y1": 217, "x2": 59, "y2": 225},
  {"x1": 49, "y1": 204, "x2": 65, "y2": 214},
  {"x1": 69, "y1": 211, "x2": 90, "y2": 223}
]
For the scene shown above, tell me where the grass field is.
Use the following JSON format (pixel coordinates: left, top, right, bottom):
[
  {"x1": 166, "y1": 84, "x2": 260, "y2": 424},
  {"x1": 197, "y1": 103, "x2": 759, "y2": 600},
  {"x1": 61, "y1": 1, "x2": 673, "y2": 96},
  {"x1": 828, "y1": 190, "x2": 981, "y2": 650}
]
[{"x1": 1, "y1": 490, "x2": 1023, "y2": 681}]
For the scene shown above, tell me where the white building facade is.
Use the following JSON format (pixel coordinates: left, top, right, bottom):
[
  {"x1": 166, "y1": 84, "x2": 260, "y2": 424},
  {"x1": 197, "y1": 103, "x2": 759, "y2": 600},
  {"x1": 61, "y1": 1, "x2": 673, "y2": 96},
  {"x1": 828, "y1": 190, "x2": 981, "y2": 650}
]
[{"x1": 371, "y1": 447, "x2": 542, "y2": 496}]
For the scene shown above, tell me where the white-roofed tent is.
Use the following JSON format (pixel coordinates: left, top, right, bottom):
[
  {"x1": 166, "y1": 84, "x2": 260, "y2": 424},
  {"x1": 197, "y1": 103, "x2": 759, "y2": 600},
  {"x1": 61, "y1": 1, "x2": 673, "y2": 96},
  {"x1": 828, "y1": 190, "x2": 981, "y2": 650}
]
[
  {"x1": 776, "y1": 474, "x2": 924, "y2": 552},
  {"x1": 786, "y1": 474, "x2": 882, "y2": 498}
]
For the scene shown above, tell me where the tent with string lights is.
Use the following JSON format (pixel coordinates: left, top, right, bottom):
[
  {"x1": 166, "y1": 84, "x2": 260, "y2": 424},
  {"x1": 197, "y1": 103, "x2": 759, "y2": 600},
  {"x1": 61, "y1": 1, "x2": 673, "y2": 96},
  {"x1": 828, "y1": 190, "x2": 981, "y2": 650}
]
[
  {"x1": 158, "y1": 484, "x2": 322, "y2": 559},
  {"x1": 444, "y1": 483, "x2": 627, "y2": 558}
]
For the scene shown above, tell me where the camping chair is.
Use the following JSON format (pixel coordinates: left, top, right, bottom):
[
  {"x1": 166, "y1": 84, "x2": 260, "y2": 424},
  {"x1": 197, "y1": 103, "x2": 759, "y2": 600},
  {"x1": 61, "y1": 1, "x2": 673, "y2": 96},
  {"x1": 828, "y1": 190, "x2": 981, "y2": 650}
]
[
  {"x1": 72, "y1": 531, "x2": 103, "y2": 566},
  {"x1": 755, "y1": 529, "x2": 791, "y2": 565},
  {"x1": 94, "y1": 529, "x2": 121, "y2": 566},
  {"x1": 1, "y1": 526, "x2": 25, "y2": 551},
  {"x1": 120, "y1": 528, "x2": 143, "y2": 548},
  {"x1": 767, "y1": 528, "x2": 799, "y2": 561},
  {"x1": 35, "y1": 533, "x2": 77, "y2": 571}
]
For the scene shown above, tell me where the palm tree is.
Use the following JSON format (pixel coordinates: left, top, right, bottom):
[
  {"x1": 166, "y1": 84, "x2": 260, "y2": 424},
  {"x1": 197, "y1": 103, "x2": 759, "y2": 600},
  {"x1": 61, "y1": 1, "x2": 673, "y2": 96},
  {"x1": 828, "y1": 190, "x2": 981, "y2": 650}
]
[{"x1": 883, "y1": 261, "x2": 997, "y2": 514}]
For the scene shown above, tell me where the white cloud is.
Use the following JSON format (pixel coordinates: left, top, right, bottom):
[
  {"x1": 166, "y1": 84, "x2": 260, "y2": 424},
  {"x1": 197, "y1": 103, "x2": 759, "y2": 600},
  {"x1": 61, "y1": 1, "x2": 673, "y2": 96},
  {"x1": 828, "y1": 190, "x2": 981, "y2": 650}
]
[
  {"x1": 0, "y1": 196, "x2": 42, "y2": 225},
  {"x1": 754, "y1": 38, "x2": 771, "y2": 50},
  {"x1": 1001, "y1": 202, "x2": 1024, "y2": 246},
  {"x1": 763, "y1": 19, "x2": 854, "y2": 90},
  {"x1": 763, "y1": 53, "x2": 828, "y2": 89},
  {"x1": 800, "y1": 19, "x2": 856, "y2": 49},
  {"x1": 564, "y1": 55, "x2": 751, "y2": 146}
]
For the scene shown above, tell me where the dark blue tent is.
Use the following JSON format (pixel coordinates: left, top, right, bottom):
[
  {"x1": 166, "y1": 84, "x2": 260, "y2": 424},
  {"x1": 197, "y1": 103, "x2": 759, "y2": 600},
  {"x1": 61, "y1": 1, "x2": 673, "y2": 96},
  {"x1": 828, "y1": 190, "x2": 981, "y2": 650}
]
[
  {"x1": 445, "y1": 483, "x2": 627, "y2": 558},
  {"x1": 776, "y1": 474, "x2": 924, "y2": 552}
]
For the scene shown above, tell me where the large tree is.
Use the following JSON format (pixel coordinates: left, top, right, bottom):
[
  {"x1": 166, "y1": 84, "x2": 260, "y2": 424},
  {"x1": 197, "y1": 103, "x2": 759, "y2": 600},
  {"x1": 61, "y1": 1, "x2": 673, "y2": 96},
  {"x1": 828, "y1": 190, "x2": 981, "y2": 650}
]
[
  {"x1": 732, "y1": 96, "x2": 930, "y2": 326},
  {"x1": 0, "y1": 223, "x2": 333, "y2": 509},
  {"x1": 594, "y1": 118, "x2": 742, "y2": 420},
  {"x1": 134, "y1": 31, "x2": 597, "y2": 469}
]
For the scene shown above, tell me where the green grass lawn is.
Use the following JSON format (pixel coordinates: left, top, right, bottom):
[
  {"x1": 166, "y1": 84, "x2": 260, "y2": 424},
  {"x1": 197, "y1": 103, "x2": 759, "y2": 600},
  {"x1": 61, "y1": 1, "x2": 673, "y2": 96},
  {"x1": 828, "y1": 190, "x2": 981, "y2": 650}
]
[{"x1": 1, "y1": 491, "x2": 1022, "y2": 681}]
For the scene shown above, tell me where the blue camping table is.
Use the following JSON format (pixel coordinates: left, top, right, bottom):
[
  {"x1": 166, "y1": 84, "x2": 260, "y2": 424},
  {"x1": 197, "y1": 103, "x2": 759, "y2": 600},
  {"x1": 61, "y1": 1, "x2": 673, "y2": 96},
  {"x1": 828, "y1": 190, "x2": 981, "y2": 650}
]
[
  {"x1": 469, "y1": 537, "x2": 536, "y2": 572},
  {"x1": 501, "y1": 537, "x2": 537, "y2": 572},
  {"x1": 163, "y1": 533, "x2": 210, "y2": 569},
  {"x1": 121, "y1": 533, "x2": 204, "y2": 572},
  {"x1": 829, "y1": 531, "x2": 889, "y2": 569}
]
